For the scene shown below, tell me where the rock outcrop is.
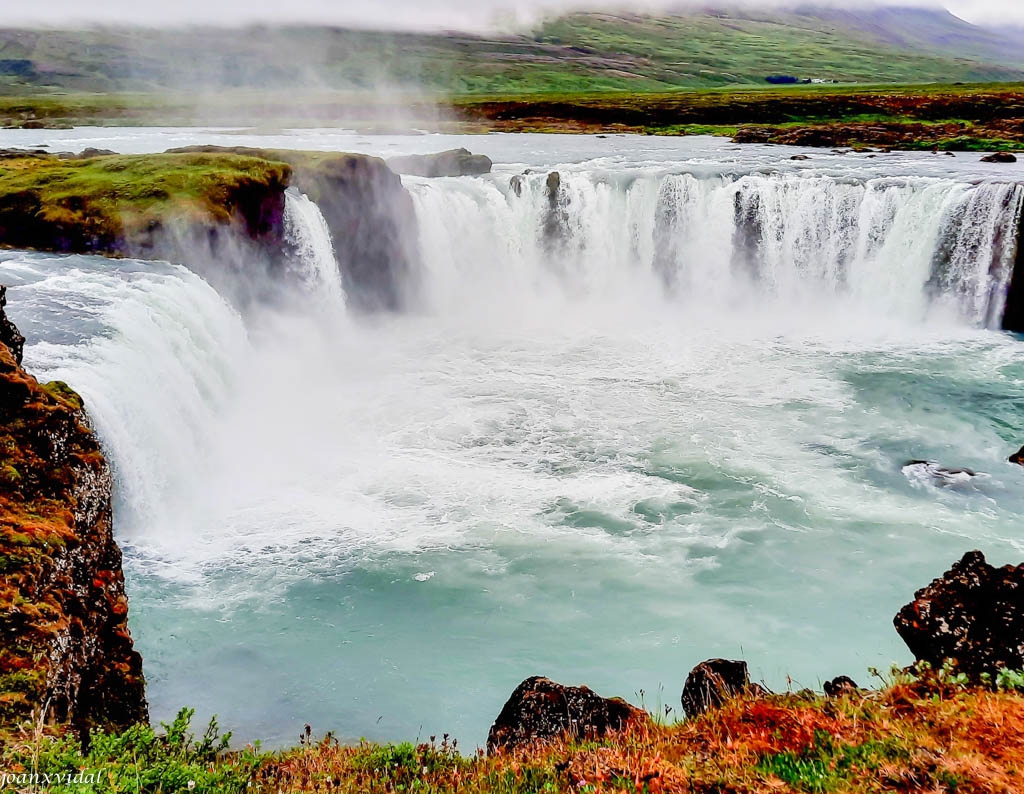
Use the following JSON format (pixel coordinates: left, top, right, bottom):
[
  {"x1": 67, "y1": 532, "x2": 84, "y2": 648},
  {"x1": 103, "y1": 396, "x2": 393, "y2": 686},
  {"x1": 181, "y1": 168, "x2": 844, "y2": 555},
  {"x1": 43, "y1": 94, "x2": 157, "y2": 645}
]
[
  {"x1": 894, "y1": 550, "x2": 1024, "y2": 679},
  {"x1": 1010, "y1": 446, "x2": 1024, "y2": 465},
  {"x1": 166, "y1": 146, "x2": 420, "y2": 312},
  {"x1": 681, "y1": 658, "x2": 756, "y2": 718},
  {"x1": 0, "y1": 147, "x2": 421, "y2": 313},
  {"x1": 487, "y1": 676, "x2": 646, "y2": 753},
  {"x1": 981, "y1": 152, "x2": 1018, "y2": 163},
  {"x1": 0, "y1": 286, "x2": 24, "y2": 365},
  {"x1": 0, "y1": 293, "x2": 146, "y2": 738},
  {"x1": 387, "y1": 148, "x2": 492, "y2": 178},
  {"x1": 291, "y1": 154, "x2": 419, "y2": 312},
  {"x1": 823, "y1": 675, "x2": 860, "y2": 697}
]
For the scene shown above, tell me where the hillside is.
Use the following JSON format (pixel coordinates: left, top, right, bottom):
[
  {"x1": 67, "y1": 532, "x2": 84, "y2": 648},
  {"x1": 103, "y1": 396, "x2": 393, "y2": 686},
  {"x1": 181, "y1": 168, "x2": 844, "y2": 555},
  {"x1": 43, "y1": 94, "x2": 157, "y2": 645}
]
[{"x1": 1, "y1": 5, "x2": 1024, "y2": 96}]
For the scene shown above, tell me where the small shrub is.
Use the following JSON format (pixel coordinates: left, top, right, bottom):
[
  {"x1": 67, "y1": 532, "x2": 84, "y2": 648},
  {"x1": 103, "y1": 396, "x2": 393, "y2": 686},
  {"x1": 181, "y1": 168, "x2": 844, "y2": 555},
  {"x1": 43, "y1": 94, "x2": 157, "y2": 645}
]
[{"x1": 3, "y1": 708, "x2": 261, "y2": 793}]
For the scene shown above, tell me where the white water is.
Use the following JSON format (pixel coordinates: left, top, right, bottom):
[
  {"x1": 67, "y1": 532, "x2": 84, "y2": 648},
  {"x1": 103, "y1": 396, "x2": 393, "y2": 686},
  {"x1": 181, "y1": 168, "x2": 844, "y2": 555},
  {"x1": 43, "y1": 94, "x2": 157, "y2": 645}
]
[
  {"x1": 282, "y1": 188, "x2": 347, "y2": 309},
  {"x1": 2, "y1": 130, "x2": 1024, "y2": 748},
  {"x1": 410, "y1": 170, "x2": 1023, "y2": 326}
]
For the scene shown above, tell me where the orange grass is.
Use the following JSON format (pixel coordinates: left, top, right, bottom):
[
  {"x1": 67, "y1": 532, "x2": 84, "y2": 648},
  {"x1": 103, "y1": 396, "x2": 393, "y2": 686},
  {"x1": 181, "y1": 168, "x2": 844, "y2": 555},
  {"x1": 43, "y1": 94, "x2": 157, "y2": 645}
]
[{"x1": 256, "y1": 684, "x2": 1024, "y2": 793}]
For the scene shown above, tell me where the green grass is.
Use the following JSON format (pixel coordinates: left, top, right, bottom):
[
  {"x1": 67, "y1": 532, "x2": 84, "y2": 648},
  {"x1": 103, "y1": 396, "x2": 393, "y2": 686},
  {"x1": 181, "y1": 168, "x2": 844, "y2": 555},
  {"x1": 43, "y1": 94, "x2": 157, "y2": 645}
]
[
  {"x1": 1, "y1": 9, "x2": 1023, "y2": 98},
  {"x1": 0, "y1": 152, "x2": 291, "y2": 247}
]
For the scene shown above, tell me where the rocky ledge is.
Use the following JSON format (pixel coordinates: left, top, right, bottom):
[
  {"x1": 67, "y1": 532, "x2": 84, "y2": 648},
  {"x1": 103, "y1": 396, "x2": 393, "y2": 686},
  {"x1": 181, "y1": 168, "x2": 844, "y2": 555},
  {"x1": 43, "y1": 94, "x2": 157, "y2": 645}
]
[
  {"x1": 0, "y1": 288, "x2": 146, "y2": 740},
  {"x1": 0, "y1": 146, "x2": 421, "y2": 312}
]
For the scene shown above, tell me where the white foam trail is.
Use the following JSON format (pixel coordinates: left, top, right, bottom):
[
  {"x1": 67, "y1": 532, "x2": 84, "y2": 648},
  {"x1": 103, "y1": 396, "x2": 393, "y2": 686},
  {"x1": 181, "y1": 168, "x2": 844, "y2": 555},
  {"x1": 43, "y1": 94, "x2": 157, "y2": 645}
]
[
  {"x1": 408, "y1": 171, "x2": 1024, "y2": 327},
  {"x1": 283, "y1": 188, "x2": 347, "y2": 309}
]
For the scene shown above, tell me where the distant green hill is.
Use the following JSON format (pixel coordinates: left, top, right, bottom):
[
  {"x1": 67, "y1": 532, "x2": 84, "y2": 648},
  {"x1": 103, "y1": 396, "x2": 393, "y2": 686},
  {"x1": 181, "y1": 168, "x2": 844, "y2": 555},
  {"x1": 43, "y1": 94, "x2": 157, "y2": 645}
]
[{"x1": 1, "y1": 5, "x2": 1023, "y2": 96}]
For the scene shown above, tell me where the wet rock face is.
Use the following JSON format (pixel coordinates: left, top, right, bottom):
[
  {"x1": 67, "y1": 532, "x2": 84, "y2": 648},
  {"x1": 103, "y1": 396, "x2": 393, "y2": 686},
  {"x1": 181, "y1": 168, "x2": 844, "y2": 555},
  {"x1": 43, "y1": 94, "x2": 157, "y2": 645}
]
[
  {"x1": 387, "y1": 148, "x2": 492, "y2": 178},
  {"x1": 681, "y1": 659, "x2": 751, "y2": 718},
  {"x1": 292, "y1": 154, "x2": 420, "y2": 312},
  {"x1": 0, "y1": 286, "x2": 24, "y2": 365},
  {"x1": 487, "y1": 676, "x2": 646, "y2": 754},
  {"x1": 0, "y1": 295, "x2": 146, "y2": 737},
  {"x1": 894, "y1": 550, "x2": 1024, "y2": 679}
]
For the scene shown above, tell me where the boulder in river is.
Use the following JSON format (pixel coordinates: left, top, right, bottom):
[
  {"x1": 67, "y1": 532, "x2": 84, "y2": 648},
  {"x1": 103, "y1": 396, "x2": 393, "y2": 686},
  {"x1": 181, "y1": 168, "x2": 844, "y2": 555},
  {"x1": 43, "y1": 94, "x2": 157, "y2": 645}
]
[
  {"x1": 681, "y1": 658, "x2": 757, "y2": 718},
  {"x1": 387, "y1": 148, "x2": 492, "y2": 178},
  {"x1": 981, "y1": 152, "x2": 1018, "y2": 163},
  {"x1": 486, "y1": 676, "x2": 646, "y2": 753},
  {"x1": 894, "y1": 550, "x2": 1024, "y2": 679}
]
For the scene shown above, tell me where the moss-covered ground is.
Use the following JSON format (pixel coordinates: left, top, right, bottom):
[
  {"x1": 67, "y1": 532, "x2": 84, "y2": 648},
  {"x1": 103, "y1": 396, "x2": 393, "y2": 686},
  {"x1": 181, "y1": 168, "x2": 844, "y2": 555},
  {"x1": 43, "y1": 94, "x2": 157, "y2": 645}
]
[{"x1": 0, "y1": 152, "x2": 291, "y2": 251}]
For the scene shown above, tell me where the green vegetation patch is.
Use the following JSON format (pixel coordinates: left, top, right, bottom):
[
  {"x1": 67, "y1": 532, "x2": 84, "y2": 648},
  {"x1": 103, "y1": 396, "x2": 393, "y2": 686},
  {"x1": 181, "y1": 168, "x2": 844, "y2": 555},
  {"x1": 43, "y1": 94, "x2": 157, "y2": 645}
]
[{"x1": 0, "y1": 152, "x2": 291, "y2": 248}]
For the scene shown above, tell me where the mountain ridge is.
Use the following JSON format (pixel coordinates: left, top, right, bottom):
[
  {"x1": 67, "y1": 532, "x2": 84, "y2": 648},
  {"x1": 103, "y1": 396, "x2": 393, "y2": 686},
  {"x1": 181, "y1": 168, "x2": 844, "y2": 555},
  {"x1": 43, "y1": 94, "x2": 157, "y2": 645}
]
[{"x1": 0, "y1": 4, "x2": 1022, "y2": 95}]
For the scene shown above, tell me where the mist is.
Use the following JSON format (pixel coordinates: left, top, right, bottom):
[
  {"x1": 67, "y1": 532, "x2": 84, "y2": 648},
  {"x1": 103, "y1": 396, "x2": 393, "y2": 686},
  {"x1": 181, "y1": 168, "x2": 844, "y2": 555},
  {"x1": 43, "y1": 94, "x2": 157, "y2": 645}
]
[{"x1": 4, "y1": 0, "x2": 1022, "y2": 30}]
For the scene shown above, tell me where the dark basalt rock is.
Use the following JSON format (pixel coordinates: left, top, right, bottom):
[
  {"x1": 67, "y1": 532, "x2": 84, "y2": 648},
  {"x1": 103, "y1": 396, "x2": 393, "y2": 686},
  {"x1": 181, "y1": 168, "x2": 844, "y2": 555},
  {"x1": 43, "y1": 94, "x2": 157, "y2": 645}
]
[
  {"x1": 487, "y1": 676, "x2": 645, "y2": 753},
  {"x1": 903, "y1": 460, "x2": 977, "y2": 478},
  {"x1": 823, "y1": 676, "x2": 860, "y2": 697},
  {"x1": 0, "y1": 285, "x2": 24, "y2": 364},
  {"x1": 981, "y1": 152, "x2": 1018, "y2": 163},
  {"x1": 894, "y1": 550, "x2": 1024, "y2": 679},
  {"x1": 387, "y1": 148, "x2": 492, "y2": 178},
  {"x1": 681, "y1": 658, "x2": 755, "y2": 718}
]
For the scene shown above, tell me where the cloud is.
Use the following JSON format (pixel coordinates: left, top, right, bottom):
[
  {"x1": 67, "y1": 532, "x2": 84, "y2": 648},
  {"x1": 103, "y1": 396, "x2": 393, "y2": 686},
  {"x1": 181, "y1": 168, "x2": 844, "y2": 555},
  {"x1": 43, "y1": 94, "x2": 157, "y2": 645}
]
[{"x1": 3, "y1": 0, "x2": 1022, "y2": 29}]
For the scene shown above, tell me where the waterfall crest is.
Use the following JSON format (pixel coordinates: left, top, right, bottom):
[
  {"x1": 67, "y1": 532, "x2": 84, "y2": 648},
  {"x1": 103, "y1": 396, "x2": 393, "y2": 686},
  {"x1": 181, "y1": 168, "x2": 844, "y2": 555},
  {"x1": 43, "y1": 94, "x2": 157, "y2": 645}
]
[{"x1": 408, "y1": 171, "x2": 1024, "y2": 327}]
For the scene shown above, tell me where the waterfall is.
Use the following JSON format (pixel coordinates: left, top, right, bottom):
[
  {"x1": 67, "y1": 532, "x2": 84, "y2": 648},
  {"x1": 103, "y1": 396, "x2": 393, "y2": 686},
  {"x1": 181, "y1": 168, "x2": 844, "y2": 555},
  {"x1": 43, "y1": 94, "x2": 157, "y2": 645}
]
[
  {"x1": 283, "y1": 188, "x2": 347, "y2": 308},
  {"x1": 5, "y1": 255, "x2": 251, "y2": 554},
  {"x1": 407, "y1": 171, "x2": 1024, "y2": 328}
]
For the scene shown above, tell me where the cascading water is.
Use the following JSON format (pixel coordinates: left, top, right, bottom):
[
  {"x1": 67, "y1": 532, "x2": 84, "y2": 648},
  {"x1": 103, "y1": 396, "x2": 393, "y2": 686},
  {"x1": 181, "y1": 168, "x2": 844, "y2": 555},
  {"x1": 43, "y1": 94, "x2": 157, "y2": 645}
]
[
  {"x1": 4, "y1": 130, "x2": 1024, "y2": 749},
  {"x1": 283, "y1": 188, "x2": 347, "y2": 309},
  {"x1": 408, "y1": 170, "x2": 1024, "y2": 327}
]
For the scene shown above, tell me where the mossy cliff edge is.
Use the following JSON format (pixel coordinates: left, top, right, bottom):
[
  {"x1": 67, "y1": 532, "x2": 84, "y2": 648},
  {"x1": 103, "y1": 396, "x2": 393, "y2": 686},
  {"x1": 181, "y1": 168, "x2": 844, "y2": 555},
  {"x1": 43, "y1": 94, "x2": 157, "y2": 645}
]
[
  {"x1": 0, "y1": 147, "x2": 418, "y2": 311},
  {"x1": 0, "y1": 287, "x2": 146, "y2": 742}
]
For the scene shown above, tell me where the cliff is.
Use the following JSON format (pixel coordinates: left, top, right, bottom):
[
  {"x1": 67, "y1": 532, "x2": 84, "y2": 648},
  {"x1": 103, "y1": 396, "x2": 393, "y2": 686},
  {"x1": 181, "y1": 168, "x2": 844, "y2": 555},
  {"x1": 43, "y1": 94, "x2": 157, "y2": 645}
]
[
  {"x1": 0, "y1": 287, "x2": 146, "y2": 741},
  {"x1": 0, "y1": 147, "x2": 420, "y2": 313},
  {"x1": 166, "y1": 146, "x2": 421, "y2": 311}
]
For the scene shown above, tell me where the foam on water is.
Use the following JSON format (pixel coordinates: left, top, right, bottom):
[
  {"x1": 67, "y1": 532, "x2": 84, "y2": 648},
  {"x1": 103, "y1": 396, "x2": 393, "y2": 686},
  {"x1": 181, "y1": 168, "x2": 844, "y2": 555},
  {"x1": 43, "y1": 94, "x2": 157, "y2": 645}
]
[{"x1": 1, "y1": 132, "x2": 1024, "y2": 747}]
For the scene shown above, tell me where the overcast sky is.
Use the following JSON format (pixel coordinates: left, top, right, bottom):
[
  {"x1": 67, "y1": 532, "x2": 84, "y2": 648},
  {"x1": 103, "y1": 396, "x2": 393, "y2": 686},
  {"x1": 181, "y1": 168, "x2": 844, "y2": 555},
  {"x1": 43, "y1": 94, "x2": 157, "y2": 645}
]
[{"x1": 3, "y1": 0, "x2": 1021, "y2": 29}]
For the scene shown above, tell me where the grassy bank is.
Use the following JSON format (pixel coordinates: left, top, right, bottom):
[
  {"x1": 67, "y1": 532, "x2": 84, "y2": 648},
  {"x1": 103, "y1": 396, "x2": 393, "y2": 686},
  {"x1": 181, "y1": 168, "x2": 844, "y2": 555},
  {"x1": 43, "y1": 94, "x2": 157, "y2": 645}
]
[
  {"x1": 4, "y1": 670, "x2": 1024, "y2": 793},
  {"x1": 0, "y1": 151, "x2": 291, "y2": 254},
  {"x1": 3, "y1": 83, "x2": 1024, "y2": 151}
]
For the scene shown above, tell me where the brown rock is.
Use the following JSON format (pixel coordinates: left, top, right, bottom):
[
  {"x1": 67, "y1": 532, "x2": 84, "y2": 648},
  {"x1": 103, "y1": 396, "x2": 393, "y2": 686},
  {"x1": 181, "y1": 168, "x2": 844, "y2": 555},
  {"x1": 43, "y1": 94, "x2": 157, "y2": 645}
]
[
  {"x1": 823, "y1": 676, "x2": 860, "y2": 697},
  {"x1": 0, "y1": 295, "x2": 146, "y2": 738},
  {"x1": 681, "y1": 658, "x2": 758, "y2": 718},
  {"x1": 894, "y1": 550, "x2": 1024, "y2": 679},
  {"x1": 981, "y1": 152, "x2": 1018, "y2": 163},
  {"x1": 487, "y1": 676, "x2": 645, "y2": 753}
]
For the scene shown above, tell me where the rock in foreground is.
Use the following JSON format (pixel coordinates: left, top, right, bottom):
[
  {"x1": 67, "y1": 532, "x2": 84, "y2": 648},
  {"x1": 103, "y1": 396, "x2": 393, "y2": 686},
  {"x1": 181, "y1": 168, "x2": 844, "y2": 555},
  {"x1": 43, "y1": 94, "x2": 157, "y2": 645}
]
[
  {"x1": 0, "y1": 292, "x2": 146, "y2": 738},
  {"x1": 681, "y1": 658, "x2": 756, "y2": 717},
  {"x1": 387, "y1": 148, "x2": 492, "y2": 178},
  {"x1": 487, "y1": 676, "x2": 645, "y2": 753},
  {"x1": 894, "y1": 550, "x2": 1024, "y2": 678}
]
